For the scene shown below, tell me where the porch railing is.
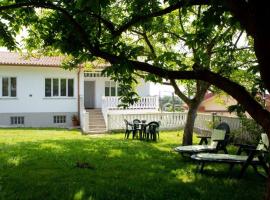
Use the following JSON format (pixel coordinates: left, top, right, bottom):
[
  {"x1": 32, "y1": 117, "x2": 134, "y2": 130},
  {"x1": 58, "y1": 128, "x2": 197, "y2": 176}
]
[{"x1": 102, "y1": 96, "x2": 159, "y2": 111}]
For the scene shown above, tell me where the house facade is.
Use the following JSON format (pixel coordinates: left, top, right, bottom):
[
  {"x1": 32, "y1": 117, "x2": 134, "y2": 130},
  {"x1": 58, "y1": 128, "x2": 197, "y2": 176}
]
[{"x1": 0, "y1": 52, "x2": 159, "y2": 132}]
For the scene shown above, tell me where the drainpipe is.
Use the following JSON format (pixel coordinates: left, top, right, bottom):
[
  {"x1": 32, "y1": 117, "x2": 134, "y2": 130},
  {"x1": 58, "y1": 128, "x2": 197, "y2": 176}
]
[{"x1": 77, "y1": 66, "x2": 82, "y2": 123}]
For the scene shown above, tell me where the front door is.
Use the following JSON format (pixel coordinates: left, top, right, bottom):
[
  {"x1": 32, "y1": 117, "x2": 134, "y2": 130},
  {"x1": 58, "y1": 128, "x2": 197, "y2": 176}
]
[{"x1": 84, "y1": 81, "x2": 95, "y2": 108}]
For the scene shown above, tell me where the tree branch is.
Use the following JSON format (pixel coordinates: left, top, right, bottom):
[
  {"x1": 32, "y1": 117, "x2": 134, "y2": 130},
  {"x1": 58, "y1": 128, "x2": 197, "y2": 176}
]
[
  {"x1": 2, "y1": 1, "x2": 270, "y2": 131},
  {"x1": 113, "y1": 0, "x2": 211, "y2": 37},
  {"x1": 170, "y1": 79, "x2": 191, "y2": 104},
  {"x1": 132, "y1": 29, "x2": 156, "y2": 58}
]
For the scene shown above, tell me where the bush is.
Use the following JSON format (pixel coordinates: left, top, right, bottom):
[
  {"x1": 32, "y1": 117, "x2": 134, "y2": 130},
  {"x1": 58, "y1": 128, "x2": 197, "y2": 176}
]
[{"x1": 232, "y1": 115, "x2": 263, "y2": 145}]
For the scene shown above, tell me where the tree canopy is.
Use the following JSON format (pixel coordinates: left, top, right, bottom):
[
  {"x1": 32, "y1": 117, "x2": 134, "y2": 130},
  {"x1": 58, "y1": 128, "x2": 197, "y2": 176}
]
[
  {"x1": 1, "y1": 0, "x2": 270, "y2": 198},
  {"x1": 0, "y1": 0, "x2": 270, "y2": 132}
]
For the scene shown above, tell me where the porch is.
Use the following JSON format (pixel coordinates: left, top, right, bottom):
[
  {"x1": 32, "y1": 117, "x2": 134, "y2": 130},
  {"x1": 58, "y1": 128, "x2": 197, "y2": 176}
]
[{"x1": 81, "y1": 96, "x2": 160, "y2": 133}]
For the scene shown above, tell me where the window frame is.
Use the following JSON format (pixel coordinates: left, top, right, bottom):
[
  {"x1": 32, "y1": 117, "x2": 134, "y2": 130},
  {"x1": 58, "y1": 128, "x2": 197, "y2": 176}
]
[
  {"x1": 0, "y1": 76, "x2": 17, "y2": 98},
  {"x1": 10, "y1": 116, "x2": 24, "y2": 125},
  {"x1": 105, "y1": 81, "x2": 120, "y2": 97},
  {"x1": 53, "y1": 115, "x2": 66, "y2": 124},
  {"x1": 44, "y1": 78, "x2": 74, "y2": 98}
]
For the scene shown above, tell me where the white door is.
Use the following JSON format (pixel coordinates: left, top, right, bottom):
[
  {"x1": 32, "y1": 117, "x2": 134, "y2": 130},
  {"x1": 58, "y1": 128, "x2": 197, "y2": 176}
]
[{"x1": 84, "y1": 81, "x2": 95, "y2": 108}]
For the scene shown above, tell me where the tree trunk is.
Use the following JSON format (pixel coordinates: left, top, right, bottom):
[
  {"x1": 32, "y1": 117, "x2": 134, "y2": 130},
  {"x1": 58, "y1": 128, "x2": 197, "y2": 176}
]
[
  {"x1": 267, "y1": 170, "x2": 270, "y2": 200},
  {"x1": 265, "y1": 130, "x2": 270, "y2": 200},
  {"x1": 182, "y1": 103, "x2": 199, "y2": 145}
]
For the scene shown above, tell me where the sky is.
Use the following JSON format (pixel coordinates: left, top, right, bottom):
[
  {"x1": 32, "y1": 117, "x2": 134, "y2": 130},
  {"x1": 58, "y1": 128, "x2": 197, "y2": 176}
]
[{"x1": 150, "y1": 83, "x2": 175, "y2": 96}]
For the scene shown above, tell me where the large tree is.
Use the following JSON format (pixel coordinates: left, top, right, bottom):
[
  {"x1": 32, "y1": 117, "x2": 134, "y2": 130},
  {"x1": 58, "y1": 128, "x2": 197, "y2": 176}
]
[{"x1": 0, "y1": 0, "x2": 270, "y2": 198}]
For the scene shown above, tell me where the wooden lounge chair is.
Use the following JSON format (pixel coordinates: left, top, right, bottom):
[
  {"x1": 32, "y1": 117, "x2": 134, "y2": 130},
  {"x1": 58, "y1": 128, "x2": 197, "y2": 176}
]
[
  {"x1": 191, "y1": 133, "x2": 269, "y2": 178},
  {"x1": 174, "y1": 129, "x2": 227, "y2": 157}
]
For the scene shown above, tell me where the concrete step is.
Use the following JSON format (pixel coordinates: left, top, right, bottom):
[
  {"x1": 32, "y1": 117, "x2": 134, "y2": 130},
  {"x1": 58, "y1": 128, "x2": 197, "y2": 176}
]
[
  {"x1": 88, "y1": 111, "x2": 102, "y2": 115},
  {"x1": 89, "y1": 127, "x2": 106, "y2": 130},
  {"x1": 87, "y1": 129, "x2": 107, "y2": 133},
  {"x1": 85, "y1": 108, "x2": 106, "y2": 132},
  {"x1": 89, "y1": 120, "x2": 105, "y2": 125},
  {"x1": 89, "y1": 126, "x2": 106, "y2": 131},
  {"x1": 88, "y1": 116, "x2": 104, "y2": 120},
  {"x1": 89, "y1": 123, "x2": 105, "y2": 126},
  {"x1": 86, "y1": 131, "x2": 107, "y2": 134}
]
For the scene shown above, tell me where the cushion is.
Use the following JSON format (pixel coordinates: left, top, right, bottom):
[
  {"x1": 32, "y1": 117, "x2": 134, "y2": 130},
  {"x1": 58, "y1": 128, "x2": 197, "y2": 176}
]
[
  {"x1": 191, "y1": 153, "x2": 259, "y2": 163},
  {"x1": 174, "y1": 145, "x2": 216, "y2": 153}
]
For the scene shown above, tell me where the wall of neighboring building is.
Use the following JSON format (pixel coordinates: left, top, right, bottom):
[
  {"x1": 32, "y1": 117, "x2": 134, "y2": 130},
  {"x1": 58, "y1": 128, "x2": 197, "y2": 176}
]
[
  {"x1": 202, "y1": 95, "x2": 236, "y2": 111},
  {"x1": 0, "y1": 65, "x2": 79, "y2": 127},
  {"x1": 198, "y1": 95, "x2": 237, "y2": 116}
]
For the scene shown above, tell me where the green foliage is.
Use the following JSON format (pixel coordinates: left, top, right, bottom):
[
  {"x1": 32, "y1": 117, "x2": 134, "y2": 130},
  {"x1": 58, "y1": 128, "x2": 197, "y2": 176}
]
[
  {"x1": 0, "y1": 21, "x2": 17, "y2": 49},
  {"x1": 0, "y1": 0, "x2": 263, "y2": 115},
  {"x1": 227, "y1": 107, "x2": 264, "y2": 144},
  {"x1": 103, "y1": 61, "x2": 140, "y2": 107},
  {"x1": 160, "y1": 95, "x2": 183, "y2": 111},
  {"x1": 232, "y1": 115, "x2": 263, "y2": 145}
]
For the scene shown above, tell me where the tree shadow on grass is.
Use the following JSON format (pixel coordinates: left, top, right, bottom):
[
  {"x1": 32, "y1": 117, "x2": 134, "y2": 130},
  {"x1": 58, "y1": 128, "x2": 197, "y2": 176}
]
[{"x1": 0, "y1": 136, "x2": 266, "y2": 200}]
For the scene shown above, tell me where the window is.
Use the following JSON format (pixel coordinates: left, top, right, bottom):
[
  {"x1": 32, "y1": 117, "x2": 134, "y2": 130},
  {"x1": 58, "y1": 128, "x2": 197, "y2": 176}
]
[
  {"x1": 2, "y1": 77, "x2": 16, "y2": 97},
  {"x1": 45, "y1": 78, "x2": 74, "y2": 97},
  {"x1": 10, "y1": 116, "x2": 24, "y2": 125},
  {"x1": 61, "y1": 79, "x2": 66, "y2": 96},
  {"x1": 105, "y1": 81, "x2": 121, "y2": 96},
  {"x1": 68, "y1": 79, "x2": 74, "y2": 97},
  {"x1": 105, "y1": 81, "x2": 110, "y2": 96},
  {"x1": 54, "y1": 115, "x2": 66, "y2": 124},
  {"x1": 53, "y1": 78, "x2": 59, "y2": 96},
  {"x1": 45, "y1": 78, "x2": 51, "y2": 97}
]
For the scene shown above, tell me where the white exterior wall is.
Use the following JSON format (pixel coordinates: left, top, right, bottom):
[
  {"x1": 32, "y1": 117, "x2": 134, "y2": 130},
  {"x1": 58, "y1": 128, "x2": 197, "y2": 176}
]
[
  {"x1": 0, "y1": 65, "x2": 79, "y2": 113},
  {"x1": 137, "y1": 79, "x2": 151, "y2": 96}
]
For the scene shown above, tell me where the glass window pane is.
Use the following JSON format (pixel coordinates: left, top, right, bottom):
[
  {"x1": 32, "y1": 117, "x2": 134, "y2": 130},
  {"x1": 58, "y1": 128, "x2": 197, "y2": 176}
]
[
  {"x1": 45, "y1": 78, "x2": 51, "y2": 97},
  {"x1": 111, "y1": 87, "x2": 116, "y2": 96},
  {"x1": 2, "y1": 77, "x2": 9, "y2": 96},
  {"x1": 61, "y1": 79, "x2": 66, "y2": 96},
  {"x1": 53, "y1": 78, "x2": 59, "y2": 96},
  {"x1": 105, "y1": 81, "x2": 110, "y2": 87},
  {"x1": 68, "y1": 79, "x2": 74, "y2": 97},
  {"x1": 105, "y1": 87, "x2": 110, "y2": 96},
  {"x1": 110, "y1": 81, "x2": 116, "y2": 87},
  {"x1": 10, "y1": 77, "x2": 16, "y2": 97}
]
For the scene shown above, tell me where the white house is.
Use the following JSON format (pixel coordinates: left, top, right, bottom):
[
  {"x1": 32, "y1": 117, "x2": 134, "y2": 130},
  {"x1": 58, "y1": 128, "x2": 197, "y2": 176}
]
[{"x1": 0, "y1": 52, "x2": 159, "y2": 133}]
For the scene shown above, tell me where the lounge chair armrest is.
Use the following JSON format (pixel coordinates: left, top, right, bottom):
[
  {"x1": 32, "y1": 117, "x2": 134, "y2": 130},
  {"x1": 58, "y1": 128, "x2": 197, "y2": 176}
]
[
  {"x1": 234, "y1": 144, "x2": 257, "y2": 155},
  {"x1": 212, "y1": 139, "x2": 225, "y2": 142},
  {"x1": 234, "y1": 143, "x2": 256, "y2": 149}
]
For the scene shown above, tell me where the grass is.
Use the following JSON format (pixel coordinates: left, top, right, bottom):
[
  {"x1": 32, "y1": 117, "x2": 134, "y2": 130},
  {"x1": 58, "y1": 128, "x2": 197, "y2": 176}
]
[{"x1": 0, "y1": 128, "x2": 266, "y2": 200}]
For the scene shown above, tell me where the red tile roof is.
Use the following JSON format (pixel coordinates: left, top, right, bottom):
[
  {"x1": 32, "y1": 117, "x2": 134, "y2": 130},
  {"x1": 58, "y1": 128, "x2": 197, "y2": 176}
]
[
  {"x1": 0, "y1": 51, "x2": 64, "y2": 67},
  {"x1": 203, "y1": 92, "x2": 215, "y2": 101}
]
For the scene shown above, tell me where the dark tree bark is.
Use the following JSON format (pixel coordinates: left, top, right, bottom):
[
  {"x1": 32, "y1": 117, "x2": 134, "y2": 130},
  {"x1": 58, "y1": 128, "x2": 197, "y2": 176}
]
[
  {"x1": 183, "y1": 101, "x2": 200, "y2": 145},
  {"x1": 171, "y1": 80, "x2": 210, "y2": 145}
]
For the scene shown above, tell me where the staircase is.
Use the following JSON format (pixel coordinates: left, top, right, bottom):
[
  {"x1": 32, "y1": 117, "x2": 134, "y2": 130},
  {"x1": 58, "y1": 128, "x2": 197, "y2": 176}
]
[{"x1": 86, "y1": 109, "x2": 107, "y2": 134}]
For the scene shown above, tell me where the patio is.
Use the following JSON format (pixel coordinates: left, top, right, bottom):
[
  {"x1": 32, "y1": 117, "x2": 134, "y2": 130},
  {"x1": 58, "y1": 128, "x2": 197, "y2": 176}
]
[{"x1": 0, "y1": 128, "x2": 265, "y2": 200}]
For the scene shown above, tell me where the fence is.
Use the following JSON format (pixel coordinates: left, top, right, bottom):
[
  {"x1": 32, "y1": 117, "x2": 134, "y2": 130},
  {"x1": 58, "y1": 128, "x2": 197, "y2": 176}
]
[
  {"x1": 107, "y1": 112, "x2": 187, "y2": 130},
  {"x1": 107, "y1": 112, "x2": 242, "y2": 131}
]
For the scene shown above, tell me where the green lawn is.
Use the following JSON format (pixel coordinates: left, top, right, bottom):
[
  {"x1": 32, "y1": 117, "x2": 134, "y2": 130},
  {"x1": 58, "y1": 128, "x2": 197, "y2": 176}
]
[{"x1": 0, "y1": 129, "x2": 266, "y2": 200}]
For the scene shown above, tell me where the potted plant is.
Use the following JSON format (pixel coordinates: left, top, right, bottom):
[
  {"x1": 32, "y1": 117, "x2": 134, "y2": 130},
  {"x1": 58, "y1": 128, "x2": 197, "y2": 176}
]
[{"x1": 71, "y1": 115, "x2": 80, "y2": 126}]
